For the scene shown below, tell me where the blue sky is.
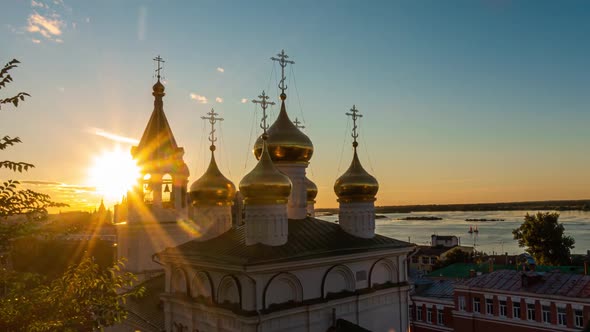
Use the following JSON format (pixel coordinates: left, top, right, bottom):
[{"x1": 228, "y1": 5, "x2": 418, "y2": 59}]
[{"x1": 1, "y1": 0, "x2": 590, "y2": 209}]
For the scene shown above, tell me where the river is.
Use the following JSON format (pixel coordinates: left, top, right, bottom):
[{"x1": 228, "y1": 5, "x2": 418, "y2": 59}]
[{"x1": 318, "y1": 210, "x2": 590, "y2": 255}]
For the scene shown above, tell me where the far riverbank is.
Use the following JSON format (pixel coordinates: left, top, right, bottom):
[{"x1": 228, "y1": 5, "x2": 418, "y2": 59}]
[{"x1": 316, "y1": 199, "x2": 590, "y2": 214}]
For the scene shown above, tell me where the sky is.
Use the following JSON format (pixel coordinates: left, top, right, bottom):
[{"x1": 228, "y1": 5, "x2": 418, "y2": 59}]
[{"x1": 1, "y1": 0, "x2": 590, "y2": 211}]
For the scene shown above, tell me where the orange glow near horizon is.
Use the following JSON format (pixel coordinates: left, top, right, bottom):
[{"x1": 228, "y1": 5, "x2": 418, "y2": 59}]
[{"x1": 87, "y1": 146, "x2": 140, "y2": 201}]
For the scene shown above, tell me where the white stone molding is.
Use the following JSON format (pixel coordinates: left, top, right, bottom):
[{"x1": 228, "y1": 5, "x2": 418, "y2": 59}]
[
  {"x1": 171, "y1": 267, "x2": 188, "y2": 295},
  {"x1": 369, "y1": 258, "x2": 398, "y2": 286},
  {"x1": 306, "y1": 201, "x2": 315, "y2": 217},
  {"x1": 263, "y1": 272, "x2": 304, "y2": 309},
  {"x1": 276, "y1": 163, "x2": 307, "y2": 220},
  {"x1": 322, "y1": 265, "x2": 356, "y2": 298},
  {"x1": 244, "y1": 204, "x2": 288, "y2": 246},
  {"x1": 190, "y1": 271, "x2": 214, "y2": 300},
  {"x1": 217, "y1": 275, "x2": 241, "y2": 306},
  {"x1": 189, "y1": 205, "x2": 232, "y2": 240},
  {"x1": 338, "y1": 201, "x2": 375, "y2": 238}
]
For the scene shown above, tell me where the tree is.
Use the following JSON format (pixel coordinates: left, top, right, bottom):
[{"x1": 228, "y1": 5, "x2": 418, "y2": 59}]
[
  {"x1": 512, "y1": 212, "x2": 575, "y2": 266},
  {"x1": 0, "y1": 59, "x2": 143, "y2": 330},
  {"x1": 0, "y1": 59, "x2": 64, "y2": 250},
  {"x1": 0, "y1": 257, "x2": 142, "y2": 331}
]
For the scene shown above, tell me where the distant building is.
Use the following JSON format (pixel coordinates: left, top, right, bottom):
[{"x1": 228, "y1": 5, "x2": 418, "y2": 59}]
[
  {"x1": 410, "y1": 235, "x2": 473, "y2": 273},
  {"x1": 410, "y1": 270, "x2": 590, "y2": 332},
  {"x1": 454, "y1": 270, "x2": 590, "y2": 332},
  {"x1": 411, "y1": 279, "x2": 456, "y2": 332},
  {"x1": 432, "y1": 235, "x2": 459, "y2": 247}
]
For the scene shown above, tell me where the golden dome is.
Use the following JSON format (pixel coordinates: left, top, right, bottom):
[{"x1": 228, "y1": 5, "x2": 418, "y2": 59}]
[
  {"x1": 334, "y1": 149, "x2": 379, "y2": 203},
  {"x1": 240, "y1": 140, "x2": 292, "y2": 205},
  {"x1": 189, "y1": 149, "x2": 236, "y2": 206},
  {"x1": 305, "y1": 176, "x2": 318, "y2": 202},
  {"x1": 152, "y1": 80, "x2": 165, "y2": 96},
  {"x1": 253, "y1": 99, "x2": 313, "y2": 163}
]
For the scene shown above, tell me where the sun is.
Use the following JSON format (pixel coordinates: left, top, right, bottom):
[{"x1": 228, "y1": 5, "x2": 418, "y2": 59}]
[{"x1": 88, "y1": 146, "x2": 140, "y2": 201}]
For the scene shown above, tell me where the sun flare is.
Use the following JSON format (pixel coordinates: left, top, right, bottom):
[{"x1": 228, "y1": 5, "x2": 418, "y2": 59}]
[{"x1": 88, "y1": 146, "x2": 140, "y2": 201}]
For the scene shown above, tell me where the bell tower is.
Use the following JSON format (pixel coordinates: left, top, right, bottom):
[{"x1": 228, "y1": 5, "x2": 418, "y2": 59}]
[{"x1": 117, "y1": 56, "x2": 192, "y2": 276}]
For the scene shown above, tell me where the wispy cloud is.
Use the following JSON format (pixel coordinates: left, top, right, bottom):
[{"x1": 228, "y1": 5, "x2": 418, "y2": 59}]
[
  {"x1": 27, "y1": 12, "x2": 64, "y2": 41},
  {"x1": 32, "y1": 38, "x2": 41, "y2": 43},
  {"x1": 241, "y1": 98, "x2": 248, "y2": 104},
  {"x1": 88, "y1": 127, "x2": 139, "y2": 144},
  {"x1": 31, "y1": 0, "x2": 48, "y2": 8},
  {"x1": 190, "y1": 93, "x2": 208, "y2": 104},
  {"x1": 21, "y1": 180, "x2": 62, "y2": 186},
  {"x1": 20, "y1": 181, "x2": 96, "y2": 194},
  {"x1": 216, "y1": 67, "x2": 225, "y2": 73},
  {"x1": 215, "y1": 97, "x2": 223, "y2": 103}
]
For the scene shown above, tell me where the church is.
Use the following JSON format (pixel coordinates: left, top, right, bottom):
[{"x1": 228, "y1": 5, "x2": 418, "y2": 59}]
[{"x1": 116, "y1": 52, "x2": 414, "y2": 332}]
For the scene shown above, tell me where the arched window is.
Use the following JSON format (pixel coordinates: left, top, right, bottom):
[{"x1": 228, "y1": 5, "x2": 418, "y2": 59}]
[
  {"x1": 263, "y1": 272, "x2": 303, "y2": 309},
  {"x1": 322, "y1": 265, "x2": 355, "y2": 298},
  {"x1": 171, "y1": 268, "x2": 188, "y2": 295},
  {"x1": 162, "y1": 174, "x2": 173, "y2": 207},
  {"x1": 143, "y1": 174, "x2": 153, "y2": 204}
]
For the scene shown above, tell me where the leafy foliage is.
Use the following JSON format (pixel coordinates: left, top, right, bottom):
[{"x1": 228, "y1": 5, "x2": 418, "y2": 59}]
[
  {"x1": 512, "y1": 212, "x2": 575, "y2": 266},
  {"x1": 0, "y1": 58, "x2": 143, "y2": 330},
  {"x1": 0, "y1": 257, "x2": 144, "y2": 331},
  {"x1": 0, "y1": 59, "x2": 30, "y2": 110}
]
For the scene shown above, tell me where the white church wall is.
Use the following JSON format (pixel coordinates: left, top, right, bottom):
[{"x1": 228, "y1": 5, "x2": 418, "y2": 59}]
[{"x1": 161, "y1": 250, "x2": 412, "y2": 331}]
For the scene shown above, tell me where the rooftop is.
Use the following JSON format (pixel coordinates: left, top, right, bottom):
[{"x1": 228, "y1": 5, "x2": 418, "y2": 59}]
[
  {"x1": 427, "y1": 262, "x2": 585, "y2": 279},
  {"x1": 413, "y1": 279, "x2": 457, "y2": 300},
  {"x1": 458, "y1": 270, "x2": 590, "y2": 298},
  {"x1": 124, "y1": 274, "x2": 165, "y2": 332},
  {"x1": 416, "y1": 245, "x2": 457, "y2": 256},
  {"x1": 159, "y1": 217, "x2": 412, "y2": 266}
]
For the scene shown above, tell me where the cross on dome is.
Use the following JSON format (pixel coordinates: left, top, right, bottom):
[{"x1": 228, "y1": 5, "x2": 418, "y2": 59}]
[
  {"x1": 252, "y1": 90, "x2": 275, "y2": 136},
  {"x1": 293, "y1": 118, "x2": 305, "y2": 129},
  {"x1": 271, "y1": 49, "x2": 295, "y2": 98},
  {"x1": 201, "y1": 108, "x2": 223, "y2": 151},
  {"x1": 153, "y1": 55, "x2": 165, "y2": 81},
  {"x1": 346, "y1": 105, "x2": 363, "y2": 148}
]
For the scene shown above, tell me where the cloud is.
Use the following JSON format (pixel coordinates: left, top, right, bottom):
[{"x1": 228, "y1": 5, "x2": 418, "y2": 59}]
[
  {"x1": 21, "y1": 180, "x2": 62, "y2": 186},
  {"x1": 31, "y1": 0, "x2": 48, "y2": 8},
  {"x1": 241, "y1": 98, "x2": 248, "y2": 104},
  {"x1": 32, "y1": 38, "x2": 41, "y2": 44},
  {"x1": 20, "y1": 181, "x2": 96, "y2": 193},
  {"x1": 215, "y1": 97, "x2": 223, "y2": 103},
  {"x1": 27, "y1": 12, "x2": 64, "y2": 41},
  {"x1": 88, "y1": 127, "x2": 139, "y2": 144},
  {"x1": 85, "y1": 17, "x2": 90, "y2": 23},
  {"x1": 216, "y1": 67, "x2": 225, "y2": 73},
  {"x1": 57, "y1": 86, "x2": 65, "y2": 92},
  {"x1": 190, "y1": 93, "x2": 208, "y2": 104}
]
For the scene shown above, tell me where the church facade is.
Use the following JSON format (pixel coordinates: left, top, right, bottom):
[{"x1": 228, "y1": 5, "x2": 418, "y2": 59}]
[{"x1": 117, "y1": 52, "x2": 414, "y2": 332}]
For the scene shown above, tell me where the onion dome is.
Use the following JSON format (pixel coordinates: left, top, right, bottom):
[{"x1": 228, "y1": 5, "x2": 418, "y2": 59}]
[
  {"x1": 305, "y1": 176, "x2": 318, "y2": 202},
  {"x1": 334, "y1": 148, "x2": 379, "y2": 203},
  {"x1": 152, "y1": 80, "x2": 165, "y2": 96},
  {"x1": 240, "y1": 140, "x2": 292, "y2": 205},
  {"x1": 189, "y1": 146, "x2": 236, "y2": 206},
  {"x1": 253, "y1": 97, "x2": 313, "y2": 163}
]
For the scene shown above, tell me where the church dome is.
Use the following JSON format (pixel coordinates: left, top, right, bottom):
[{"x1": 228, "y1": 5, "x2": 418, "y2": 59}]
[
  {"x1": 240, "y1": 140, "x2": 292, "y2": 205},
  {"x1": 189, "y1": 148, "x2": 236, "y2": 206},
  {"x1": 152, "y1": 80, "x2": 165, "y2": 96},
  {"x1": 334, "y1": 149, "x2": 378, "y2": 203},
  {"x1": 253, "y1": 98, "x2": 313, "y2": 163},
  {"x1": 306, "y1": 176, "x2": 318, "y2": 202}
]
